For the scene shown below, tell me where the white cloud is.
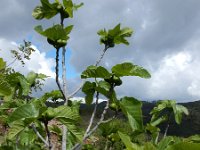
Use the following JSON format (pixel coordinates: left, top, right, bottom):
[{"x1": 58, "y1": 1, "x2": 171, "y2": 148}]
[
  {"x1": 0, "y1": 39, "x2": 55, "y2": 78},
  {"x1": 0, "y1": 38, "x2": 57, "y2": 96},
  {"x1": 148, "y1": 51, "x2": 192, "y2": 100}
]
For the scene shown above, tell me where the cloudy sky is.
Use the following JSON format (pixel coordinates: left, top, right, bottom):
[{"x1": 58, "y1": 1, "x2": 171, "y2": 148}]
[{"x1": 1, "y1": 0, "x2": 200, "y2": 102}]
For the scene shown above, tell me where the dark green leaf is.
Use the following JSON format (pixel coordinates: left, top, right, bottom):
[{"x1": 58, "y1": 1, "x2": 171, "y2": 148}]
[
  {"x1": 9, "y1": 103, "x2": 40, "y2": 123},
  {"x1": 81, "y1": 65, "x2": 111, "y2": 79},
  {"x1": 95, "y1": 81, "x2": 111, "y2": 97}
]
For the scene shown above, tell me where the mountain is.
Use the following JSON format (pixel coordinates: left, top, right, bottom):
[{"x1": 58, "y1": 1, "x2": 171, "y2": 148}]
[{"x1": 80, "y1": 100, "x2": 200, "y2": 137}]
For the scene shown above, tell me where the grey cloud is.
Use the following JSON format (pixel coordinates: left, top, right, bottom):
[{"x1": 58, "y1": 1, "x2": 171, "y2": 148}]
[{"x1": 1, "y1": 0, "x2": 200, "y2": 101}]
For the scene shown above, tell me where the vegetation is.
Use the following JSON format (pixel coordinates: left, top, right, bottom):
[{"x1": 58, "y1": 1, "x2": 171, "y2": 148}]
[{"x1": 0, "y1": 0, "x2": 200, "y2": 150}]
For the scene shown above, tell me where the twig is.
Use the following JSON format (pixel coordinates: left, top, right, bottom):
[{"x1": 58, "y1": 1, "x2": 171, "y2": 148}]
[
  {"x1": 44, "y1": 121, "x2": 52, "y2": 150},
  {"x1": 67, "y1": 81, "x2": 84, "y2": 99},
  {"x1": 71, "y1": 99, "x2": 115, "y2": 150},
  {"x1": 84, "y1": 98, "x2": 111, "y2": 140},
  {"x1": 31, "y1": 124, "x2": 49, "y2": 147},
  {"x1": 95, "y1": 46, "x2": 107, "y2": 66},
  {"x1": 83, "y1": 92, "x2": 99, "y2": 139},
  {"x1": 67, "y1": 46, "x2": 109, "y2": 99},
  {"x1": 6, "y1": 57, "x2": 17, "y2": 68},
  {"x1": 163, "y1": 113, "x2": 172, "y2": 138}
]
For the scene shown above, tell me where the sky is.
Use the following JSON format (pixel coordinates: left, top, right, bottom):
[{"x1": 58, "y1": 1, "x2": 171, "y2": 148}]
[{"x1": 1, "y1": 0, "x2": 200, "y2": 102}]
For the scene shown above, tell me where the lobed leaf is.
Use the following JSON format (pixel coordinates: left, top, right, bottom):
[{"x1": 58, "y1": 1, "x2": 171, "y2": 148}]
[
  {"x1": 8, "y1": 103, "x2": 40, "y2": 123},
  {"x1": 112, "y1": 62, "x2": 151, "y2": 78},
  {"x1": 81, "y1": 65, "x2": 111, "y2": 79}
]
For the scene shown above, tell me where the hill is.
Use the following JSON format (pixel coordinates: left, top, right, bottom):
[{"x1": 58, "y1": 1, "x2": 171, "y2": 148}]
[{"x1": 80, "y1": 100, "x2": 200, "y2": 137}]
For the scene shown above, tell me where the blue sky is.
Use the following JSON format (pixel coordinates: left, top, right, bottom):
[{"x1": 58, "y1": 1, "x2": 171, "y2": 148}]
[{"x1": 46, "y1": 47, "x2": 79, "y2": 79}]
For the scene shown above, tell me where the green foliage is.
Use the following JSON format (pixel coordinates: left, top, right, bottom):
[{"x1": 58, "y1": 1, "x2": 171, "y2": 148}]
[
  {"x1": 35, "y1": 24, "x2": 73, "y2": 49},
  {"x1": 81, "y1": 65, "x2": 111, "y2": 79},
  {"x1": 118, "y1": 131, "x2": 141, "y2": 150},
  {"x1": 98, "y1": 24, "x2": 133, "y2": 48},
  {"x1": 120, "y1": 97, "x2": 143, "y2": 132},
  {"x1": 82, "y1": 81, "x2": 96, "y2": 105},
  {"x1": 32, "y1": 0, "x2": 83, "y2": 20},
  {"x1": 32, "y1": 0, "x2": 59, "y2": 20},
  {"x1": 166, "y1": 142, "x2": 200, "y2": 150},
  {"x1": 0, "y1": 58, "x2": 6, "y2": 70},
  {"x1": 81, "y1": 62, "x2": 150, "y2": 79},
  {"x1": 40, "y1": 90, "x2": 63, "y2": 102},
  {"x1": 150, "y1": 100, "x2": 189, "y2": 125},
  {"x1": 8, "y1": 103, "x2": 41, "y2": 123}
]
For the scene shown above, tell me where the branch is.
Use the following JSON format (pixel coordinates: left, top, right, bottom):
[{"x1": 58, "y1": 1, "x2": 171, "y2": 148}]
[
  {"x1": 67, "y1": 46, "x2": 109, "y2": 98},
  {"x1": 71, "y1": 99, "x2": 115, "y2": 150},
  {"x1": 84, "y1": 98, "x2": 111, "y2": 140},
  {"x1": 95, "y1": 46, "x2": 107, "y2": 66},
  {"x1": 83, "y1": 92, "x2": 99, "y2": 139},
  {"x1": 44, "y1": 121, "x2": 52, "y2": 150},
  {"x1": 31, "y1": 124, "x2": 49, "y2": 147},
  {"x1": 6, "y1": 57, "x2": 17, "y2": 68},
  {"x1": 67, "y1": 81, "x2": 84, "y2": 99},
  {"x1": 55, "y1": 48, "x2": 66, "y2": 101},
  {"x1": 62, "y1": 47, "x2": 68, "y2": 103}
]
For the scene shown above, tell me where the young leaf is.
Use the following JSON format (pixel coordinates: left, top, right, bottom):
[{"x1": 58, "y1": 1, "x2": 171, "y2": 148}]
[
  {"x1": 98, "y1": 24, "x2": 133, "y2": 47},
  {"x1": 112, "y1": 62, "x2": 151, "y2": 78},
  {"x1": 0, "y1": 75, "x2": 12, "y2": 96},
  {"x1": 157, "y1": 136, "x2": 175, "y2": 150},
  {"x1": 120, "y1": 97, "x2": 144, "y2": 131},
  {"x1": 118, "y1": 131, "x2": 142, "y2": 150},
  {"x1": 172, "y1": 104, "x2": 189, "y2": 124},
  {"x1": 0, "y1": 58, "x2": 6, "y2": 70},
  {"x1": 26, "y1": 72, "x2": 37, "y2": 85},
  {"x1": 82, "y1": 81, "x2": 96, "y2": 105},
  {"x1": 7, "y1": 120, "x2": 25, "y2": 140},
  {"x1": 127, "y1": 112, "x2": 142, "y2": 132},
  {"x1": 32, "y1": 6, "x2": 44, "y2": 20},
  {"x1": 166, "y1": 142, "x2": 200, "y2": 150},
  {"x1": 32, "y1": 0, "x2": 59, "y2": 20}
]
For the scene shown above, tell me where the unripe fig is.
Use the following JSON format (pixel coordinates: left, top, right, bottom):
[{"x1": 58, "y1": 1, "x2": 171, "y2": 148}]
[
  {"x1": 47, "y1": 38, "x2": 56, "y2": 46},
  {"x1": 109, "y1": 103, "x2": 118, "y2": 111}
]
